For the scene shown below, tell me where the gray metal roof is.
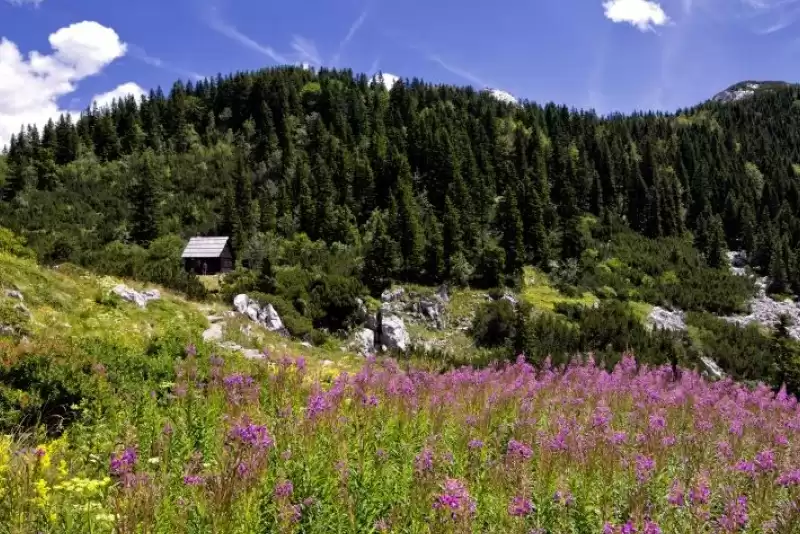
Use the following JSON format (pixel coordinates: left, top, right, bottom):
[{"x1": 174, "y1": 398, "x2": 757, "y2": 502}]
[{"x1": 181, "y1": 236, "x2": 230, "y2": 258}]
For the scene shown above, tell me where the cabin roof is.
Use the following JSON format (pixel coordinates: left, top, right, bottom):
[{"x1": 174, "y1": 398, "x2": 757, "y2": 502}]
[{"x1": 181, "y1": 236, "x2": 230, "y2": 259}]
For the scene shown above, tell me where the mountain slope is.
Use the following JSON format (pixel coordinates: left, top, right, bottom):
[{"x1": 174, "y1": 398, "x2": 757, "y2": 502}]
[{"x1": 711, "y1": 80, "x2": 794, "y2": 103}]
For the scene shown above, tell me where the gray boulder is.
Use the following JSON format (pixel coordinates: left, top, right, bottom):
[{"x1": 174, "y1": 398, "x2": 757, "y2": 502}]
[
  {"x1": 700, "y1": 356, "x2": 726, "y2": 381},
  {"x1": 354, "y1": 328, "x2": 376, "y2": 355},
  {"x1": 260, "y1": 303, "x2": 284, "y2": 332},
  {"x1": 112, "y1": 284, "x2": 161, "y2": 308},
  {"x1": 380, "y1": 314, "x2": 410, "y2": 352},
  {"x1": 435, "y1": 284, "x2": 450, "y2": 303},
  {"x1": 233, "y1": 294, "x2": 250, "y2": 314}
]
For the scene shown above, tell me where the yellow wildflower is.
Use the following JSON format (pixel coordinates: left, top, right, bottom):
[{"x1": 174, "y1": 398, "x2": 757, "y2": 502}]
[
  {"x1": 34, "y1": 478, "x2": 50, "y2": 508},
  {"x1": 58, "y1": 459, "x2": 68, "y2": 478}
]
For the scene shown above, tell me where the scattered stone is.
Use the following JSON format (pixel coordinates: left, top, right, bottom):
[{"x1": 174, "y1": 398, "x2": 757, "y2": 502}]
[
  {"x1": 354, "y1": 328, "x2": 376, "y2": 355},
  {"x1": 202, "y1": 323, "x2": 224, "y2": 342},
  {"x1": 700, "y1": 356, "x2": 726, "y2": 381},
  {"x1": 435, "y1": 284, "x2": 450, "y2": 303},
  {"x1": 4, "y1": 289, "x2": 23, "y2": 301},
  {"x1": 241, "y1": 348, "x2": 264, "y2": 360},
  {"x1": 722, "y1": 290, "x2": 800, "y2": 340},
  {"x1": 380, "y1": 314, "x2": 410, "y2": 352},
  {"x1": 300, "y1": 341, "x2": 313, "y2": 348},
  {"x1": 365, "y1": 313, "x2": 379, "y2": 331},
  {"x1": 381, "y1": 287, "x2": 405, "y2": 303},
  {"x1": 112, "y1": 284, "x2": 161, "y2": 308},
  {"x1": 647, "y1": 306, "x2": 687, "y2": 332}
]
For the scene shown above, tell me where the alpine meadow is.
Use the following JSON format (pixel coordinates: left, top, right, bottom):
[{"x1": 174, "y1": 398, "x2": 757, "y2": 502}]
[{"x1": 2, "y1": 67, "x2": 800, "y2": 532}]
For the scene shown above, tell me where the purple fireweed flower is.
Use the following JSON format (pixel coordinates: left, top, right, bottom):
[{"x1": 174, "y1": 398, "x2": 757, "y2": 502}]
[
  {"x1": 376, "y1": 448, "x2": 387, "y2": 461},
  {"x1": 775, "y1": 434, "x2": 789, "y2": 447},
  {"x1": 718, "y1": 496, "x2": 748, "y2": 531},
  {"x1": 183, "y1": 475, "x2": 204, "y2": 486},
  {"x1": 209, "y1": 355, "x2": 224, "y2": 367},
  {"x1": 508, "y1": 495, "x2": 534, "y2": 517},
  {"x1": 507, "y1": 439, "x2": 533, "y2": 461},
  {"x1": 755, "y1": 449, "x2": 776, "y2": 472},
  {"x1": 433, "y1": 478, "x2": 476, "y2": 519},
  {"x1": 592, "y1": 405, "x2": 612, "y2": 428},
  {"x1": 634, "y1": 454, "x2": 655, "y2": 483},
  {"x1": 374, "y1": 518, "x2": 390, "y2": 532},
  {"x1": 162, "y1": 423, "x2": 174, "y2": 436},
  {"x1": 717, "y1": 440, "x2": 733, "y2": 459},
  {"x1": 776, "y1": 469, "x2": 800, "y2": 487},
  {"x1": 661, "y1": 435, "x2": 676, "y2": 447},
  {"x1": 648, "y1": 414, "x2": 666, "y2": 431},
  {"x1": 668, "y1": 480, "x2": 685, "y2": 506},
  {"x1": 274, "y1": 480, "x2": 293, "y2": 498},
  {"x1": 185, "y1": 343, "x2": 197, "y2": 356},
  {"x1": 306, "y1": 392, "x2": 329, "y2": 419},
  {"x1": 414, "y1": 448, "x2": 434, "y2": 474},
  {"x1": 290, "y1": 504, "x2": 302, "y2": 523},
  {"x1": 689, "y1": 478, "x2": 711, "y2": 505},
  {"x1": 226, "y1": 421, "x2": 274, "y2": 450},
  {"x1": 608, "y1": 431, "x2": 627, "y2": 445},
  {"x1": 553, "y1": 489, "x2": 574, "y2": 506},
  {"x1": 110, "y1": 447, "x2": 137, "y2": 477},
  {"x1": 603, "y1": 523, "x2": 616, "y2": 534},
  {"x1": 467, "y1": 439, "x2": 484, "y2": 450},
  {"x1": 621, "y1": 521, "x2": 637, "y2": 534},
  {"x1": 295, "y1": 357, "x2": 306, "y2": 371},
  {"x1": 643, "y1": 521, "x2": 661, "y2": 534},
  {"x1": 735, "y1": 460, "x2": 756, "y2": 477}
]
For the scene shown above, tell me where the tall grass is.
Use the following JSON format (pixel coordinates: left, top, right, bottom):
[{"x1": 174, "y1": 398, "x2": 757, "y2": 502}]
[{"x1": 1, "y1": 347, "x2": 799, "y2": 533}]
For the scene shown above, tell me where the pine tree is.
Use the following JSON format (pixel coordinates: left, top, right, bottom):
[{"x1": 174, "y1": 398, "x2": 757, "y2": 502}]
[
  {"x1": 393, "y1": 158, "x2": 425, "y2": 275},
  {"x1": 363, "y1": 214, "x2": 400, "y2": 292},
  {"x1": 705, "y1": 214, "x2": 727, "y2": 269},
  {"x1": 130, "y1": 151, "x2": 162, "y2": 246},
  {"x1": 499, "y1": 189, "x2": 525, "y2": 273}
]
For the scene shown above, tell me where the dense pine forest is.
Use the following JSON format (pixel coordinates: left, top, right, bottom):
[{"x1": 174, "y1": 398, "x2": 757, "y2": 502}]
[{"x1": 3, "y1": 66, "x2": 800, "y2": 388}]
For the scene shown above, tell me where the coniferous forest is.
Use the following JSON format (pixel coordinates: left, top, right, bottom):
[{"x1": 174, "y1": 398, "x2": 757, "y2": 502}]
[{"x1": 3, "y1": 67, "x2": 800, "y2": 387}]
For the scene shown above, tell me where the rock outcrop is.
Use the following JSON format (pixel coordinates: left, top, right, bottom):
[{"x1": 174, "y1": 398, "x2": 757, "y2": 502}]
[
  {"x1": 112, "y1": 285, "x2": 161, "y2": 308},
  {"x1": 233, "y1": 294, "x2": 287, "y2": 334},
  {"x1": 647, "y1": 306, "x2": 687, "y2": 332}
]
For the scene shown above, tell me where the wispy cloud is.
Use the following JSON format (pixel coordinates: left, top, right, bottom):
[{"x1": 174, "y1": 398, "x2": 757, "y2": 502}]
[
  {"x1": 427, "y1": 54, "x2": 489, "y2": 87},
  {"x1": 332, "y1": 8, "x2": 369, "y2": 65},
  {"x1": 204, "y1": 7, "x2": 289, "y2": 64},
  {"x1": 5, "y1": 0, "x2": 44, "y2": 6},
  {"x1": 291, "y1": 35, "x2": 322, "y2": 66},
  {"x1": 128, "y1": 45, "x2": 206, "y2": 81}
]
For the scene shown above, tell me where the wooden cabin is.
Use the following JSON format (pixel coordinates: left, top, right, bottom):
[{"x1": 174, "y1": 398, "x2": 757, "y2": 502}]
[{"x1": 181, "y1": 236, "x2": 233, "y2": 275}]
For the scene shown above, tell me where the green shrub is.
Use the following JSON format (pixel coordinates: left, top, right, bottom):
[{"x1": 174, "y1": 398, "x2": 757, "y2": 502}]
[
  {"x1": 472, "y1": 300, "x2": 516, "y2": 347},
  {"x1": 0, "y1": 227, "x2": 35, "y2": 259}
]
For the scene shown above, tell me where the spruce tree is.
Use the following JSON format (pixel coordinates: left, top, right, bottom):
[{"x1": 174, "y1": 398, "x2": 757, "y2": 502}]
[
  {"x1": 499, "y1": 189, "x2": 525, "y2": 273},
  {"x1": 130, "y1": 151, "x2": 162, "y2": 246}
]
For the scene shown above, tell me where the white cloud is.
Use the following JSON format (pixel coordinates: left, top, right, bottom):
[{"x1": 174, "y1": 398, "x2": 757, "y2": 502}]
[
  {"x1": 5, "y1": 0, "x2": 44, "y2": 6},
  {"x1": 0, "y1": 21, "x2": 130, "y2": 147},
  {"x1": 92, "y1": 82, "x2": 146, "y2": 109},
  {"x1": 204, "y1": 10, "x2": 289, "y2": 64},
  {"x1": 603, "y1": 0, "x2": 670, "y2": 31}
]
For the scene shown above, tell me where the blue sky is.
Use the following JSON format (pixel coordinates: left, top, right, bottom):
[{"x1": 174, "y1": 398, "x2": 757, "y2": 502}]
[{"x1": 1, "y1": 0, "x2": 799, "y2": 146}]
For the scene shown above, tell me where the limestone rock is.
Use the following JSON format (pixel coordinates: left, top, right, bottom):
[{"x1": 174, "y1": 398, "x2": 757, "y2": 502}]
[
  {"x1": 4, "y1": 289, "x2": 23, "y2": 301},
  {"x1": 381, "y1": 287, "x2": 405, "y2": 303},
  {"x1": 112, "y1": 284, "x2": 161, "y2": 308},
  {"x1": 354, "y1": 328, "x2": 376, "y2": 355},
  {"x1": 380, "y1": 314, "x2": 410, "y2": 352},
  {"x1": 647, "y1": 306, "x2": 686, "y2": 332},
  {"x1": 233, "y1": 294, "x2": 250, "y2": 314},
  {"x1": 700, "y1": 356, "x2": 726, "y2": 381}
]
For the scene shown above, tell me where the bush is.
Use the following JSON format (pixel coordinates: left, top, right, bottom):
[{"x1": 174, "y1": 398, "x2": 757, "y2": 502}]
[
  {"x1": 0, "y1": 227, "x2": 35, "y2": 259},
  {"x1": 249, "y1": 292, "x2": 313, "y2": 339},
  {"x1": 472, "y1": 300, "x2": 516, "y2": 347}
]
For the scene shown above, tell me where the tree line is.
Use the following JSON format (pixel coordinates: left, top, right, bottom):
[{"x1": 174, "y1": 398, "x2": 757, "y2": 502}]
[{"x1": 1, "y1": 67, "x2": 800, "y2": 295}]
